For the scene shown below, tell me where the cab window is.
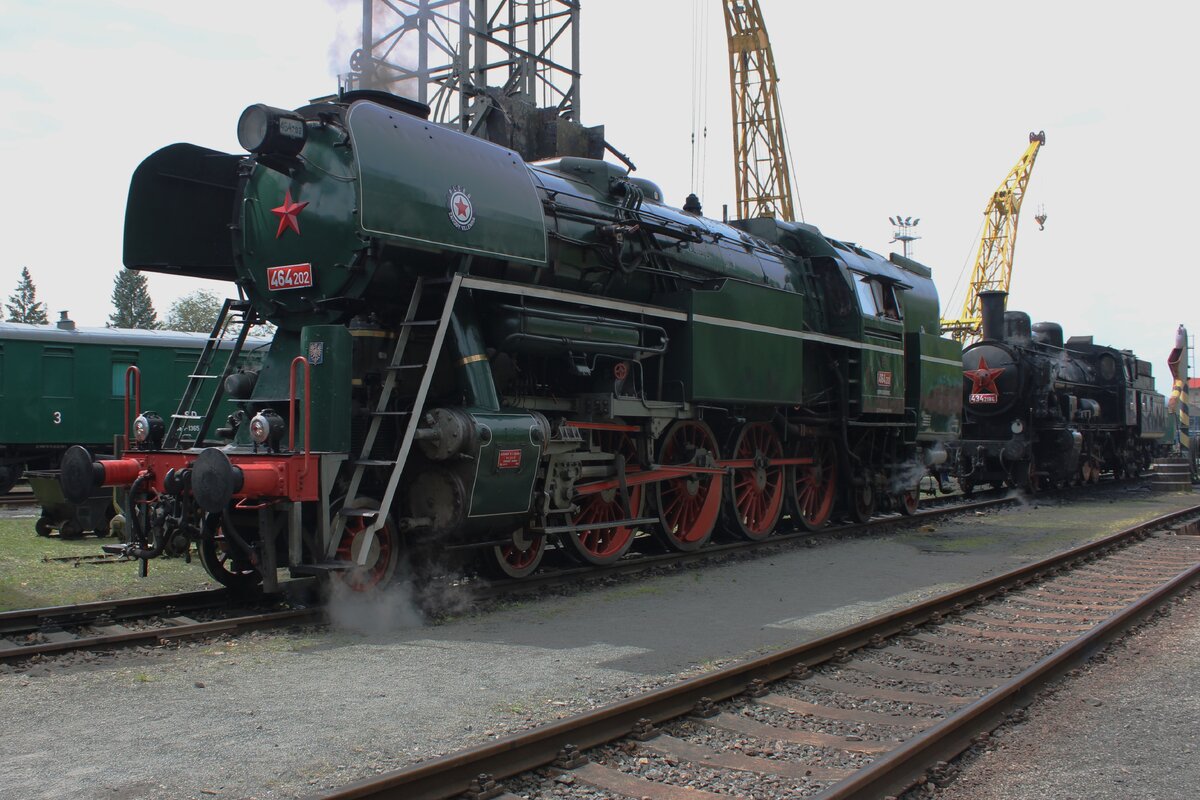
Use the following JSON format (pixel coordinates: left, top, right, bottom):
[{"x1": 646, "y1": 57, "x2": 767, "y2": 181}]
[
  {"x1": 852, "y1": 272, "x2": 902, "y2": 321},
  {"x1": 852, "y1": 272, "x2": 879, "y2": 315}
]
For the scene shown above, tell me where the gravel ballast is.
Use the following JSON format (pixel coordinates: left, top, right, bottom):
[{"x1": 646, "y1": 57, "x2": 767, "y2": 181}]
[{"x1": 0, "y1": 488, "x2": 1195, "y2": 799}]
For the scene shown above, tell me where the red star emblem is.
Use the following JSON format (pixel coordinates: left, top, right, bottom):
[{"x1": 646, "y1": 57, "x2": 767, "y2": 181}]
[
  {"x1": 271, "y1": 189, "x2": 309, "y2": 239},
  {"x1": 454, "y1": 197, "x2": 469, "y2": 217},
  {"x1": 964, "y1": 355, "x2": 1005, "y2": 395}
]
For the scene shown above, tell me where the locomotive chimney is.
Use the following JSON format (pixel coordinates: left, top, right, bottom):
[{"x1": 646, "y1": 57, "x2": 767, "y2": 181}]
[
  {"x1": 978, "y1": 290, "x2": 1007, "y2": 342},
  {"x1": 56, "y1": 311, "x2": 76, "y2": 331}
]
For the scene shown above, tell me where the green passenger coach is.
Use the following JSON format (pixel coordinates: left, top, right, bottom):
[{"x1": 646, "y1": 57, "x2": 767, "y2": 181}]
[{"x1": 0, "y1": 318, "x2": 269, "y2": 494}]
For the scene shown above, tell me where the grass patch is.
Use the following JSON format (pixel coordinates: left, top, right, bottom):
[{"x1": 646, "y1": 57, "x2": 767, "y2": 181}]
[
  {"x1": 606, "y1": 583, "x2": 667, "y2": 599},
  {"x1": 0, "y1": 517, "x2": 217, "y2": 611}
]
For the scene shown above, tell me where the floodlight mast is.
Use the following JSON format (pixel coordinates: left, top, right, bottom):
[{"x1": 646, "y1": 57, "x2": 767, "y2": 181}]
[{"x1": 890, "y1": 216, "x2": 921, "y2": 259}]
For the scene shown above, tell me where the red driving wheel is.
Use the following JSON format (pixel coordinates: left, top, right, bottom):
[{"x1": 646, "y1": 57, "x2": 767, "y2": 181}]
[
  {"x1": 721, "y1": 422, "x2": 785, "y2": 540},
  {"x1": 789, "y1": 437, "x2": 838, "y2": 531},
  {"x1": 653, "y1": 420, "x2": 723, "y2": 551},
  {"x1": 564, "y1": 431, "x2": 643, "y2": 565}
]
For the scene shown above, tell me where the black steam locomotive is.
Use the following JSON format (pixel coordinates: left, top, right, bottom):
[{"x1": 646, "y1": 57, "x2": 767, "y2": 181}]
[{"x1": 955, "y1": 291, "x2": 1166, "y2": 492}]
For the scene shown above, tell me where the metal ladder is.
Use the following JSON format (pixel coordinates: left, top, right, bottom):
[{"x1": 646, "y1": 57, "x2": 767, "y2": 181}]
[
  {"x1": 845, "y1": 351, "x2": 862, "y2": 416},
  {"x1": 326, "y1": 273, "x2": 463, "y2": 562},
  {"x1": 164, "y1": 299, "x2": 256, "y2": 449}
]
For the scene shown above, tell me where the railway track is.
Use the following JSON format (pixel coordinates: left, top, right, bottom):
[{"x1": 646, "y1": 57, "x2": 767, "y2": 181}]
[
  {"x1": 316, "y1": 503, "x2": 1200, "y2": 800},
  {"x1": 0, "y1": 486, "x2": 37, "y2": 508},
  {"x1": 0, "y1": 587, "x2": 320, "y2": 663},
  {"x1": 0, "y1": 493, "x2": 1014, "y2": 665},
  {"x1": 473, "y1": 493, "x2": 1017, "y2": 601}
]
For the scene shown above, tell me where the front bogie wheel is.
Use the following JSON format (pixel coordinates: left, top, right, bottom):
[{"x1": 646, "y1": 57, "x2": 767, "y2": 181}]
[
  {"x1": 480, "y1": 527, "x2": 545, "y2": 579},
  {"x1": 198, "y1": 515, "x2": 263, "y2": 593},
  {"x1": 334, "y1": 500, "x2": 401, "y2": 591}
]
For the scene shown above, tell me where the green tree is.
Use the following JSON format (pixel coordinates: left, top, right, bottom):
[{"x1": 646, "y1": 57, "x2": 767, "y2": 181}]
[
  {"x1": 165, "y1": 288, "x2": 222, "y2": 333},
  {"x1": 6, "y1": 267, "x2": 49, "y2": 324},
  {"x1": 108, "y1": 269, "x2": 158, "y2": 329}
]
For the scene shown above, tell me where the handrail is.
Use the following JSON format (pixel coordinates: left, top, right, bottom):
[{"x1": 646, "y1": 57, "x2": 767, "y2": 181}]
[
  {"x1": 123, "y1": 365, "x2": 141, "y2": 449},
  {"x1": 288, "y1": 356, "x2": 311, "y2": 477}
]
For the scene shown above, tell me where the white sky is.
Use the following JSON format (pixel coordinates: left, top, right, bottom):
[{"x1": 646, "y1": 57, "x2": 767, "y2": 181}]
[{"x1": 3, "y1": 1, "x2": 1197, "y2": 392}]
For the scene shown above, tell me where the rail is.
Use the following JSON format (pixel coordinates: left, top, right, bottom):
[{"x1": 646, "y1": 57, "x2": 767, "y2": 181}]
[{"x1": 318, "y1": 501, "x2": 1200, "y2": 800}]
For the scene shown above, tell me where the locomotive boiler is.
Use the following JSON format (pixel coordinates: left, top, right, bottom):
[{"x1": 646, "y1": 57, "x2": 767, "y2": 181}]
[
  {"x1": 956, "y1": 291, "x2": 1165, "y2": 492},
  {"x1": 61, "y1": 90, "x2": 962, "y2": 591}
]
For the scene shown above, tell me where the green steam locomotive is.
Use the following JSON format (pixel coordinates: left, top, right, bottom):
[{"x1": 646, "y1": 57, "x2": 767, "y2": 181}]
[{"x1": 62, "y1": 90, "x2": 961, "y2": 590}]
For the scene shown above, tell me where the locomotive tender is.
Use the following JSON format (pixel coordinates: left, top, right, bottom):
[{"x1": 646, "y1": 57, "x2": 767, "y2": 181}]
[
  {"x1": 62, "y1": 90, "x2": 962, "y2": 590},
  {"x1": 956, "y1": 291, "x2": 1166, "y2": 492}
]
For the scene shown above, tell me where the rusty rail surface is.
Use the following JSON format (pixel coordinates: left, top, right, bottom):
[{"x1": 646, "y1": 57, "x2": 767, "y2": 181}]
[
  {"x1": 1, "y1": 493, "x2": 1014, "y2": 664},
  {"x1": 318, "y1": 502, "x2": 1200, "y2": 800},
  {"x1": 0, "y1": 588, "x2": 323, "y2": 663}
]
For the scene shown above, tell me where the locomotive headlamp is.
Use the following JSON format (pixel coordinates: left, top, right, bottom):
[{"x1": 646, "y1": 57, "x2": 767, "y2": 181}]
[
  {"x1": 249, "y1": 409, "x2": 286, "y2": 449},
  {"x1": 133, "y1": 412, "x2": 165, "y2": 449},
  {"x1": 1011, "y1": 419, "x2": 1025, "y2": 434},
  {"x1": 237, "y1": 104, "x2": 307, "y2": 157}
]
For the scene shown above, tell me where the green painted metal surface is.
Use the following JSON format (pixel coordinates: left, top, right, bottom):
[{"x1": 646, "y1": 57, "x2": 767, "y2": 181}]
[
  {"x1": 906, "y1": 332, "x2": 963, "y2": 440},
  {"x1": 449, "y1": 305, "x2": 501, "y2": 412},
  {"x1": 123, "y1": 143, "x2": 240, "y2": 281},
  {"x1": 466, "y1": 411, "x2": 543, "y2": 517},
  {"x1": 348, "y1": 100, "x2": 548, "y2": 266},
  {"x1": 239, "y1": 123, "x2": 370, "y2": 330},
  {"x1": 681, "y1": 280, "x2": 806, "y2": 404},
  {"x1": 860, "y1": 326, "x2": 906, "y2": 415},
  {"x1": 299, "y1": 326, "x2": 352, "y2": 452}
]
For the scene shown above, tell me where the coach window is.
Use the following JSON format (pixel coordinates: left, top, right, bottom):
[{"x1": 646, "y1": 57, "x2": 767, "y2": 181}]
[{"x1": 112, "y1": 350, "x2": 139, "y2": 397}]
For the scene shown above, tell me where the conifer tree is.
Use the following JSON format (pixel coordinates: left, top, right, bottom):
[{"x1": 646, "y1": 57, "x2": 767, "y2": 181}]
[
  {"x1": 6, "y1": 267, "x2": 49, "y2": 324},
  {"x1": 108, "y1": 269, "x2": 158, "y2": 329}
]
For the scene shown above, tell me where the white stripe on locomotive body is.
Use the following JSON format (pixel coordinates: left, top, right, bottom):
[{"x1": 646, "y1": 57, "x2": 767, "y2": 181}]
[
  {"x1": 921, "y1": 354, "x2": 965, "y2": 368},
  {"x1": 691, "y1": 313, "x2": 905, "y2": 356},
  {"x1": 459, "y1": 276, "x2": 906, "y2": 357},
  {"x1": 459, "y1": 275, "x2": 688, "y2": 322}
]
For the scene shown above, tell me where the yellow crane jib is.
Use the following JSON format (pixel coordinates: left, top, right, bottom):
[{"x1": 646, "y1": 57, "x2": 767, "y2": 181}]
[
  {"x1": 723, "y1": 0, "x2": 794, "y2": 222},
  {"x1": 941, "y1": 131, "x2": 1046, "y2": 343}
]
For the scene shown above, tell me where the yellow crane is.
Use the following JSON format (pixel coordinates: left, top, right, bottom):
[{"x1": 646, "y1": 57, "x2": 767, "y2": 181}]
[
  {"x1": 722, "y1": 0, "x2": 794, "y2": 221},
  {"x1": 941, "y1": 131, "x2": 1047, "y2": 343}
]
